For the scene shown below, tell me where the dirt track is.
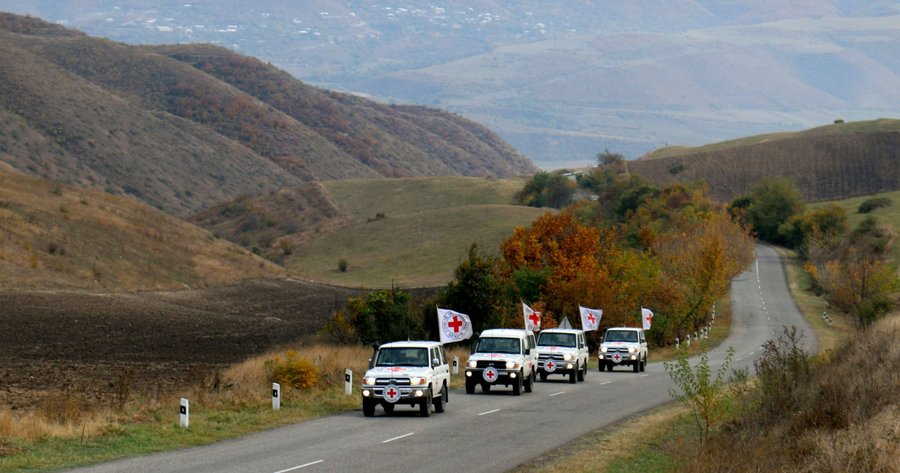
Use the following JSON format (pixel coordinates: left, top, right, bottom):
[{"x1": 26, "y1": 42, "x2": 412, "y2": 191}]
[{"x1": 0, "y1": 279, "x2": 438, "y2": 408}]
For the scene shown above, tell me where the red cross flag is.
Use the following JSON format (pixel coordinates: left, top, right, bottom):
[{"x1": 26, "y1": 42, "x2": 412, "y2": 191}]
[
  {"x1": 437, "y1": 308, "x2": 473, "y2": 344},
  {"x1": 523, "y1": 302, "x2": 541, "y2": 331},
  {"x1": 579, "y1": 305, "x2": 602, "y2": 332},
  {"x1": 641, "y1": 307, "x2": 654, "y2": 330}
]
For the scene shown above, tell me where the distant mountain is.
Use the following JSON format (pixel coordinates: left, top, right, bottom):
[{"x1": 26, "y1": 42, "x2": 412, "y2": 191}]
[
  {"x1": 0, "y1": 13, "x2": 536, "y2": 216},
  {"x1": 4, "y1": 1, "x2": 898, "y2": 167},
  {"x1": 628, "y1": 119, "x2": 900, "y2": 203}
]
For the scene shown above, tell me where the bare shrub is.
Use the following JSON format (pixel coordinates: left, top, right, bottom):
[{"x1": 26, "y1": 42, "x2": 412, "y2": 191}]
[
  {"x1": 264, "y1": 350, "x2": 320, "y2": 390},
  {"x1": 754, "y1": 325, "x2": 809, "y2": 417}
]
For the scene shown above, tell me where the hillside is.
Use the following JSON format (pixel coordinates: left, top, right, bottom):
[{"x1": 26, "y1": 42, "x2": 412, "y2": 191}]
[
  {"x1": 0, "y1": 13, "x2": 537, "y2": 217},
  {"x1": 627, "y1": 119, "x2": 900, "y2": 203},
  {"x1": 191, "y1": 176, "x2": 541, "y2": 287},
  {"x1": 0, "y1": 171, "x2": 284, "y2": 290}
]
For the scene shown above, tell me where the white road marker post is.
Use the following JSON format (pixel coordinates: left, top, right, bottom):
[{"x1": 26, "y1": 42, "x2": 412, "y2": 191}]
[
  {"x1": 452, "y1": 356, "x2": 459, "y2": 375},
  {"x1": 179, "y1": 398, "x2": 189, "y2": 428},
  {"x1": 687, "y1": 334, "x2": 691, "y2": 347},
  {"x1": 675, "y1": 336, "x2": 680, "y2": 350},
  {"x1": 344, "y1": 369, "x2": 353, "y2": 396},
  {"x1": 272, "y1": 382, "x2": 281, "y2": 410}
]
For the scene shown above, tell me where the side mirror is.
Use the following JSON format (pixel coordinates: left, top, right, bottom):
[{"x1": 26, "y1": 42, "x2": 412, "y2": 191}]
[
  {"x1": 524, "y1": 348, "x2": 531, "y2": 356},
  {"x1": 367, "y1": 358, "x2": 374, "y2": 369},
  {"x1": 432, "y1": 358, "x2": 441, "y2": 367}
]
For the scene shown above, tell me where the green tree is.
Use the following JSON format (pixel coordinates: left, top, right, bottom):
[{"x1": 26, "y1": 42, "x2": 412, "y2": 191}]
[
  {"x1": 436, "y1": 243, "x2": 513, "y2": 334},
  {"x1": 743, "y1": 177, "x2": 805, "y2": 243},
  {"x1": 346, "y1": 288, "x2": 422, "y2": 345},
  {"x1": 516, "y1": 171, "x2": 576, "y2": 209},
  {"x1": 778, "y1": 204, "x2": 847, "y2": 255}
]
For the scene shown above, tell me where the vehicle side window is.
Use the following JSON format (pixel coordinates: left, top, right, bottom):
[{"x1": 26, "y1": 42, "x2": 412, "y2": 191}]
[
  {"x1": 438, "y1": 347, "x2": 446, "y2": 364},
  {"x1": 640, "y1": 332, "x2": 645, "y2": 343}
]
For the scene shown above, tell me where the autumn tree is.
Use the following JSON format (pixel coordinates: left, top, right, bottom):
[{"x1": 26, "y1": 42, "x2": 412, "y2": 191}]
[
  {"x1": 740, "y1": 177, "x2": 805, "y2": 243},
  {"x1": 434, "y1": 242, "x2": 514, "y2": 335}
]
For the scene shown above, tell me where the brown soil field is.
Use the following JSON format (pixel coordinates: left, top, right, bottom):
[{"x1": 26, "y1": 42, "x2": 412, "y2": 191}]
[{"x1": 0, "y1": 279, "x2": 439, "y2": 409}]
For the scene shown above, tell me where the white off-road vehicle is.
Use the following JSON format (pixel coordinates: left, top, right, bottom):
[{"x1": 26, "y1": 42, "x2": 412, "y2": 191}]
[
  {"x1": 361, "y1": 341, "x2": 450, "y2": 417},
  {"x1": 536, "y1": 328, "x2": 589, "y2": 383},
  {"x1": 598, "y1": 327, "x2": 648, "y2": 373},
  {"x1": 465, "y1": 329, "x2": 537, "y2": 395}
]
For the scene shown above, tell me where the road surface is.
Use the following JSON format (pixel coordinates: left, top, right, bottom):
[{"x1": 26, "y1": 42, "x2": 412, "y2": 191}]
[{"x1": 67, "y1": 244, "x2": 815, "y2": 473}]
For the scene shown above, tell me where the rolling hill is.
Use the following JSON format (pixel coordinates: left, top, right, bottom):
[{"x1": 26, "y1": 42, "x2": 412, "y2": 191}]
[
  {"x1": 0, "y1": 170, "x2": 284, "y2": 290},
  {"x1": 0, "y1": 13, "x2": 537, "y2": 217},
  {"x1": 627, "y1": 119, "x2": 900, "y2": 203}
]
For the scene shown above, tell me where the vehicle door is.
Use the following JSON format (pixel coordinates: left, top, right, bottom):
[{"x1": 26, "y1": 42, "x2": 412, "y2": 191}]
[
  {"x1": 525, "y1": 333, "x2": 537, "y2": 374},
  {"x1": 432, "y1": 346, "x2": 450, "y2": 393},
  {"x1": 577, "y1": 332, "x2": 588, "y2": 365},
  {"x1": 638, "y1": 331, "x2": 648, "y2": 357}
]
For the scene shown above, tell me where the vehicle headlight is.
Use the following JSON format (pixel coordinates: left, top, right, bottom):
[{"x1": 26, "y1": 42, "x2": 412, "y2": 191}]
[
  {"x1": 506, "y1": 361, "x2": 520, "y2": 369},
  {"x1": 628, "y1": 347, "x2": 637, "y2": 353},
  {"x1": 365, "y1": 377, "x2": 377, "y2": 385},
  {"x1": 600, "y1": 347, "x2": 608, "y2": 353},
  {"x1": 467, "y1": 360, "x2": 477, "y2": 368},
  {"x1": 410, "y1": 377, "x2": 426, "y2": 386},
  {"x1": 564, "y1": 354, "x2": 575, "y2": 361}
]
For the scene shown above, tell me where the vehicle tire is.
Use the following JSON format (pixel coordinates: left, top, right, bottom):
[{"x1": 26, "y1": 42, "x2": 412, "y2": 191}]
[
  {"x1": 419, "y1": 395, "x2": 432, "y2": 417},
  {"x1": 569, "y1": 365, "x2": 577, "y2": 384},
  {"x1": 434, "y1": 384, "x2": 447, "y2": 413},
  {"x1": 577, "y1": 362, "x2": 586, "y2": 381},
  {"x1": 362, "y1": 398, "x2": 375, "y2": 417},
  {"x1": 640, "y1": 356, "x2": 647, "y2": 372},
  {"x1": 481, "y1": 382, "x2": 491, "y2": 393},
  {"x1": 540, "y1": 372, "x2": 548, "y2": 382},
  {"x1": 606, "y1": 362, "x2": 614, "y2": 372},
  {"x1": 598, "y1": 361, "x2": 604, "y2": 373},
  {"x1": 525, "y1": 370, "x2": 534, "y2": 393},
  {"x1": 513, "y1": 372, "x2": 523, "y2": 396},
  {"x1": 633, "y1": 361, "x2": 640, "y2": 373},
  {"x1": 466, "y1": 378, "x2": 476, "y2": 394}
]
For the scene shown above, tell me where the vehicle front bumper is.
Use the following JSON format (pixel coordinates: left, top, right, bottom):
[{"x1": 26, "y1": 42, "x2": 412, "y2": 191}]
[
  {"x1": 537, "y1": 360, "x2": 578, "y2": 374},
  {"x1": 361, "y1": 385, "x2": 432, "y2": 403},
  {"x1": 599, "y1": 353, "x2": 641, "y2": 364},
  {"x1": 464, "y1": 368, "x2": 521, "y2": 385}
]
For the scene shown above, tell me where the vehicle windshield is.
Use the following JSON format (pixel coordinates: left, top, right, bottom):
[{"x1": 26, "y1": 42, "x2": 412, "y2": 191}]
[
  {"x1": 374, "y1": 347, "x2": 429, "y2": 367},
  {"x1": 474, "y1": 337, "x2": 521, "y2": 354},
  {"x1": 537, "y1": 332, "x2": 576, "y2": 347},
  {"x1": 605, "y1": 330, "x2": 638, "y2": 343}
]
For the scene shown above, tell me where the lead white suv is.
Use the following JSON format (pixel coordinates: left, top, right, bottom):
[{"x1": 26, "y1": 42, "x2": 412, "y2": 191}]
[
  {"x1": 465, "y1": 329, "x2": 536, "y2": 395},
  {"x1": 361, "y1": 341, "x2": 450, "y2": 417},
  {"x1": 598, "y1": 327, "x2": 648, "y2": 373},
  {"x1": 536, "y1": 328, "x2": 589, "y2": 383}
]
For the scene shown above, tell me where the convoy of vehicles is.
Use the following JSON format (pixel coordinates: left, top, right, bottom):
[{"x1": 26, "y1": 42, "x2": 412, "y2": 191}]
[{"x1": 363, "y1": 326, "x2": 650, "y2": 416}]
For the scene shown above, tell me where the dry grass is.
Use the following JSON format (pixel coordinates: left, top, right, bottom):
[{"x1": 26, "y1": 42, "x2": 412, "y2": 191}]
[{"x1": 510, "y1": 404, "x2": 689, "y2": 473}]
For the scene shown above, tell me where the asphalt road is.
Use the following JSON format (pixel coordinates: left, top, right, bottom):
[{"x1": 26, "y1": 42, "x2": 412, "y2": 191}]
[{"x1": 67, "y1": 244, "x2": 816, "y2": 473}]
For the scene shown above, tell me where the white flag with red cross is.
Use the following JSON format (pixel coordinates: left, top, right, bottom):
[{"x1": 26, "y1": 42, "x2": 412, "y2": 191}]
[
  {"x1": 579, "y1": 305, "x2": 602, "y2": 332},
  {"x1": 437, "y1": 308, "x2": 473, "y2": 344},
  {"x1": 641, "y1": 307, "x2": 654, "y2": 330},
  {"x1": 523, "y1": 302, "x2": 541, "y2": 331}
]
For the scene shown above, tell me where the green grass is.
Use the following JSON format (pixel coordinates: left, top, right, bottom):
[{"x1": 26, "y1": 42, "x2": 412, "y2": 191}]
[
  {"x1": 287, "y1": 200, "x2": 545, "y2": 288},
  {"x1": 323, "y1": 176, "x2": 528, "y2": 223},
  {"x1": 809, "y1": 189, "x2": 900, "y2": 270},
  {"x1": 640, "y1": 118, "x2": 900, "y2": 160}
]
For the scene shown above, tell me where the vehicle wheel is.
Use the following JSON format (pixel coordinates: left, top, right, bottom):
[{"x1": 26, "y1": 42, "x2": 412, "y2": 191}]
[
  {"x1": 606, "y1": 362, "x2": 614, "y2": 372},
  {"x1": 362, "y1": 398, "x2": 375, "y2": 417},
  {"x1": 434, "y1": 384, "x2": 447, "y2": 413},
  {"x1": 383, "y1": 403, "x2": 394, "y2": 415},
  {"x1": 419, "y1": 395, "x2": 432, "y2": 417},
  {"x1": 569, "y1": 365, "x2": 577, "y2": 384},
  {"x1": 512, "y1": 373, "x2": 523, "y2": 396},
  {"x1": 481, "y1": 382, "x2": 491, "y2": 393},
  {"x1": 577, "y1": 362, "x2": 586, "y2": 381},
  {"x1": 466, "y1": 378, "x2": 476, "y2": 394},
  {"x1": 524, "y1": 370, "x2": 534, "y2": 393},
  {"x1": 598, "y1": 361, "x2": 604, "y2": 373},
  {"x1": 640, "y1": 356, "x2": 647, "y2": 372},
  {"x1": 540, "y1": 372, "x2": 548, "y2": 382},
  {"x1": 633, "y1": 361, "x2": 640, "y2": 373}
]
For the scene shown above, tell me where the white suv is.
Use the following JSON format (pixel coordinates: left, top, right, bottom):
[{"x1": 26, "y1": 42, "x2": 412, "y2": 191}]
[
  {"x1": 598, "y1": 327, "x2": 648, "y2": 373},
  {"x1": 536, "y1": 328, "x2": 589, "y2": 383},
  {"x1": 361, "y1": 341, "x2": 450, "y2": 417},
  {"x1": 465, "y1": 329, "x2": 537, "y2": 395}
]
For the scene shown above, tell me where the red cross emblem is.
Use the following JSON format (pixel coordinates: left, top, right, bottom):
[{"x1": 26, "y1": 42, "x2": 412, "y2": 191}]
[
  {"x1": 483, "y1": 366, "x2": 499, "y2": 383},
  {"x1": 545, "y1": 360, "x2": 556, "y2": 372},
  {"x1": 588, "y1": 313, "x2": 597, "y2": 325},
  {"x1": 447, "y1": 315, "x2": 463, "y2": 333},
  {"x1": 383, "y1": 384, "x2": 401, "y2": 403},
  {"x1": 645, "y1": 314, "x2": 652, "y2": 323},
  {"x1": 612, "y1": 353, "x2": 622, "y2": 363},
  {"x1": 528, "y1": 312, "x2": 541, "y2": 326}
]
